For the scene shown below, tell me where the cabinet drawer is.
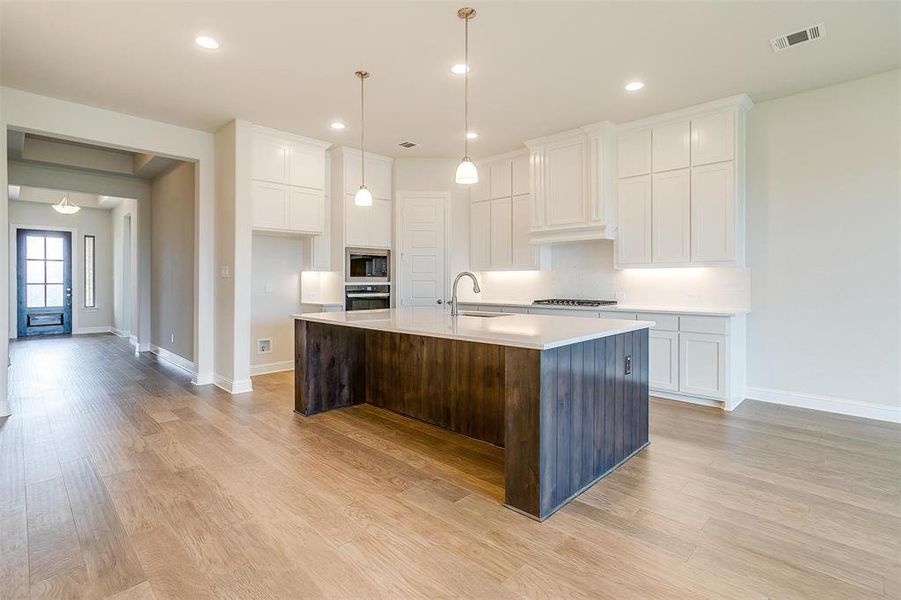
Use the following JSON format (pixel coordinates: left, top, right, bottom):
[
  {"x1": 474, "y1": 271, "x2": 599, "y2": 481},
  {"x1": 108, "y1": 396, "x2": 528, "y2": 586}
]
[
  {"x1": 636, "y1": 312, "x2": 678, "y2": 331},
  {"x1": 599, "y1": 311, "x2": 635, "y2": 320},
  {"x1": 679, "y1": 315, "x2": 729, "y2": 335}
]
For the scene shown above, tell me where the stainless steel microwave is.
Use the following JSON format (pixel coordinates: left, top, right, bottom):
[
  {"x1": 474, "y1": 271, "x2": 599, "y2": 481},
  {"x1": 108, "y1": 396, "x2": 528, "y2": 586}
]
[{"x1": 345, "y1": 248, "x2": 390, "y2": 283}]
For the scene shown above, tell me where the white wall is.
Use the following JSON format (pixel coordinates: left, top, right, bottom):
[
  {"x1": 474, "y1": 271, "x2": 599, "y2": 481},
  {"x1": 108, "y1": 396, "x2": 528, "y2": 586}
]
[
  {"x1": 250, "y1": 233, "x2": 303, "y2": 373},
  {"x1": 150, "y1": 161, "x2": 195, "y2": 361},
  {"x1": 745, "y1": 70, "x2": 900, "y2": 417},
  {"x1": 7, "y1": 200, "x2": 114, "y2": 335},
  {"x1": 111, "y1": 199, "x2": 138, "y2": 337}
]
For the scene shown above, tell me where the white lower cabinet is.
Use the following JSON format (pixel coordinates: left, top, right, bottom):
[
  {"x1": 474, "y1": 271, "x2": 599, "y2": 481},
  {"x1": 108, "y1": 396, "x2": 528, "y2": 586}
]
[
  {"x1": 648, "y1": 330, "x2": 679, "y2": 392},
  {"x1": 679, "y1": 332, "x2": 728, "y2": 400}
]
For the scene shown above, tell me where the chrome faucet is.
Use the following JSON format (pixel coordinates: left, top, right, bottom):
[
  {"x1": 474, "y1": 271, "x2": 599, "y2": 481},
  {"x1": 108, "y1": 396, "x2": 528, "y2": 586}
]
[{"x1": 450, "y1": 271, "x2": 481, "y2": 316}]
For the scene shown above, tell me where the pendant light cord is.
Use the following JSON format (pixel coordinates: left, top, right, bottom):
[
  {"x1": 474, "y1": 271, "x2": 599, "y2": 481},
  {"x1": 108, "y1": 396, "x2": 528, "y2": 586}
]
[
  {"x1": 463, "y1": 12, "x2": 469, "y2": 159},
  {"x1": 360, "y1": 73, "x2": 365, "y2": 186}
]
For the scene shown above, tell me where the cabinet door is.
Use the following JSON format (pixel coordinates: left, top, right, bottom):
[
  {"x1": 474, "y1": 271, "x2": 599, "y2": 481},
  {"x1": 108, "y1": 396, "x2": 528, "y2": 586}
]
[
  {"x1": 679, "y1": 332, "x2": 728, "y2": 400},
  {"x1": 252, "y1": 181, "x2": 288, "y2": 230},
  {"x1": 691, "y1": 111, "x2": 734, "y2": 166},
  {"x1": 289, "y1": 144, "x2": 325, "y2": 190},
  {"x1": 652, "y1": 169, "x2": 690, "y2": 264},
  {"x1": 369, "y1": 197, "x2": 392, "y2": 248},
  {"x1": 287, "y1": 187, "x2": 323, "y2": 234},
  {"x1": 652, "y1": 120, "x2": 690, "y2": 172},
  {"x1": 545, "y1": 137, "x2": 587, "y2": 226},
  {"x1": 649, "y1": 330, "x2": 679, "y2": 392},
  {"x1": 345, "y1": 154, "x2": 392, "y2": 199},
  {"x1": 512, "y1": 154, "x2": 530, "y2": 196},
  {"x1": 470, "y1": 200, "x2": 491, "y2": 270},
  {"x1": 691, "y1": 161, "x2": 735, "y2": 263},
  {"x1": 490, "y1": 197, "x2": 513, "y2": 269},
  {"x1": 252, "y1": 136, "x2": 289, "y2": 184},
  {"x1": 512, "y1": 194, "x2": 536, "y2": 268},
  {"x1": 470, "y1": 161, "x2": 490, "y2": 202},
  {"x1": 617, "y1": 175, "x2": 652, "y2": 266},
  {"x1": 617, "y1": 129, "x2": 652, "y2": 178},
  {"x1": 344, "y1": 194, "x2": 370, "y2": 247},
  {"x1": 489, "y1": 159, "x2": 513, "y2": 199}
]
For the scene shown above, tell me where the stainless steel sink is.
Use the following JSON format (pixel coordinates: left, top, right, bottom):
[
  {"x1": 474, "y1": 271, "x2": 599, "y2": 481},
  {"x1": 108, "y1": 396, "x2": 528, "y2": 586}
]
[{"x1": 457, "y1": 311, "x2": 511, "y2": 318}]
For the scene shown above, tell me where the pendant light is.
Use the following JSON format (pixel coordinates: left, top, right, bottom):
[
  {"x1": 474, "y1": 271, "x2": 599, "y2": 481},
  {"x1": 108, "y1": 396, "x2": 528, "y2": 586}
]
[
  {"x1": 52, "y1": 194, "x2": 81, "y2": 214},
  {"x1": 353, "y1": 70, "x2": 373, "y2": 207},
  {"x1": 454, "y1": 7, "x2": 478, "y2": 185}
]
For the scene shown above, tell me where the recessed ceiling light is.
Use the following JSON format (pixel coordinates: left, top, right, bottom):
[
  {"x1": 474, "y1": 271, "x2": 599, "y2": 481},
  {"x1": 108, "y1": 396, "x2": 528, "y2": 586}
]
[
  {"x1": 330, "y1": 121, "x2": 346, "y2": 130},
  {"x1": 466, "y1": 131, "x2": 478, "y2": 139},
  {"x1": 195, "y1": 36, "x2": 220, "y2": 50},
  {"x1": 451, "y1": 63, "x2": 470, "y2": 75},
  {"x1": 625, "y1": 81, "x2": 645, "y2": 92}
]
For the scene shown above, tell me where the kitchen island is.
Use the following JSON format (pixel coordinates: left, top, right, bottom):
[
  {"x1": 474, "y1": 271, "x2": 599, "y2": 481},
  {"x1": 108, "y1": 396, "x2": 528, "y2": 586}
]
[{"x1": 294, "y1": 308, "x2": 653, "y2": 520}]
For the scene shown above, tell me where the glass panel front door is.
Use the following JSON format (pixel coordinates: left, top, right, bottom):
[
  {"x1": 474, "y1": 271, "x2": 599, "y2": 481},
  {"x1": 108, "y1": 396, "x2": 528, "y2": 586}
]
[{"x1": 17, "y1": 229, "x2": 72, "y2": 336}]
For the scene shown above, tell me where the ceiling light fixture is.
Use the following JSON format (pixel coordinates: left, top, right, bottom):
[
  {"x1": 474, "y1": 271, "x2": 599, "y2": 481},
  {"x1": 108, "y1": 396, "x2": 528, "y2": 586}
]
[
  {"x1": 451, "y1": 63, "x2": 470, "y2": 75},
  {"x1": 52, "y1": 194, "x2": 81, "y2": 215},
  {"x1": 330, "y1": 121, "x2": 346, "y2": 130},
  {"x1": 194, "y1": 36, "x2": 220, "y2": 50},
  {"x1": 454, "y1": 7, "x2": 478, "y2": 185},
  {"x1": 353, "y1": 70, "x2": 373, "y2": 207},
  {"x1": 466, "y1": 131, "x2": 478, "y2": 140},
  {"x1": 625, "y1": 81, "x2": 645, "y2": 92}
]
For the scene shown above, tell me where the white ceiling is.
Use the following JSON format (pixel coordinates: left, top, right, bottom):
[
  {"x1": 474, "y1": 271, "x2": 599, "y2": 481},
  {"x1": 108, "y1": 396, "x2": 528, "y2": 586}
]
[
  {"x1": 9, "y1": 185, "x2": 124, "y2": 210},
  {"x1": 1, "y1": 1, "x2": 898, "y2": 158}
]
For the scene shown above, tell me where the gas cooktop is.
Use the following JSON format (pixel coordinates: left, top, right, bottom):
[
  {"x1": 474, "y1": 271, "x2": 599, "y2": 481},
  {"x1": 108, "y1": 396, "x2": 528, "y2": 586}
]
[{"x1": 532, "y1": 299, "x2": 617, "y2": 307}]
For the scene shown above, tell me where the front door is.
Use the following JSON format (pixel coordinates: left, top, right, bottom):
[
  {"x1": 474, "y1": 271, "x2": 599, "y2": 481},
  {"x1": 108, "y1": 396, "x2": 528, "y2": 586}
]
[
  {"x1": 399, "y1": 193, "x2": 447, "y2": 307},
  {"x1": 17, "y1": 229, "x2": 72, "y2": 337}
]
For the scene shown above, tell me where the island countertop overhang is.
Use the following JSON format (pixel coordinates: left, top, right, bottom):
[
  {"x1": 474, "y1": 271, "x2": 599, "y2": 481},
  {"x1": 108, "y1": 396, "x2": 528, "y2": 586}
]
[{"x1": 293, "y1": 307, "x2": 654, "y2": 350}]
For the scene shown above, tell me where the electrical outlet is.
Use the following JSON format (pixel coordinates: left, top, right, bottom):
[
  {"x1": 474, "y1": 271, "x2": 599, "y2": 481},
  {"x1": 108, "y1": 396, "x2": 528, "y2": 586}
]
[
  {"x1": 625, "y1": 354, "x2": 632, "y2": 375},
  {"x1": 170, "y1": 333, "x2": 174, "y2": 344},
  {"x1": 220, "y1": 265, "x2": 230, "y2": 278},
  {"x1": 257, "y1": 338, "x2": 272, "y2": 354}
]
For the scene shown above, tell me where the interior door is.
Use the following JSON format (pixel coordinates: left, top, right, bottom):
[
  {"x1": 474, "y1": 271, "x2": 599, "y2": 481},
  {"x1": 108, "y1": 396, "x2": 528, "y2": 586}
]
[
  {"x1": 399, "y1": 193, "x2": 446, "y2": 307},
  {"x1": 17, "y1": 229, "x2": 72, "y2": 337}
]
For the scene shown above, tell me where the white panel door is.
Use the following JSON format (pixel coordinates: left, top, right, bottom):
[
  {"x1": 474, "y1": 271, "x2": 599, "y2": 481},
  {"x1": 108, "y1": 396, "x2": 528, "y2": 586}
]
[
  {"x1": 489, "y1": 159, "x2": 513, "y2": 199},
  {"x1": 691, "y1": 161, "x2": 735, "y2": 263},
  {"x1": 512, "y1": 154, "x2": 530, "y2": 196},
  {"x1": 616, "y1": 175, "x2": 652, "y2": 266},
  {"x1": 344, "y1": 194, "x2": 370, "y2": 247},
  {"x1": 470, "y1": 200, "x2": 491, "y2": 270},
  {"x1": 652, "y1": 120, "x2": 690, "y2": 172},
  {"x1": 545, "y1": 138, "x2": 586, "y2": 226},
  {"x1": 490, "y1": 197, "x2": 513, "y2": 269},
  {"x1": 252, "y1": 136, "x2": 289, "y2": 184},
  {"x1": 369, "y1": 197, "x2": 392, "y2": 248},
  {"x1": 251, "y1": 181, "x2": 288, "y2": 230},
  {"x1": 691, "y1": 111, "x2": 734, "y2": 166},
  {"x1": 288, "y1": 144, "x2": 325, "y2": 190},
  {"x1": 400, "y1": 194, "x2": 446, "y2": 307},
  {"x1": 512, "y1": 194, "x2": 536, "y2": 268},
  {"x1": 652, "y1": 169, "x2": 690, "y2": 264},
  {"x1": 617, "y1": 129, "x2": 652, "y2": 178},
  {"x1": 679, "y1": 332, "x2": 728, "y2": 400},
  {"x1": 649, "y1": 330, "x2": 679, "y2": 392},
  {"x1": 287, "y1": 187, "x2": 323, "y2": 234}
]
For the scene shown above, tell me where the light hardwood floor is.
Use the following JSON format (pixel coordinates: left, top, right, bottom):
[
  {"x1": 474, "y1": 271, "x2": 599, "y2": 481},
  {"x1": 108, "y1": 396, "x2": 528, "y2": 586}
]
[{"x1": 1, "y1": 333, "x2": 899, "y2": 599}]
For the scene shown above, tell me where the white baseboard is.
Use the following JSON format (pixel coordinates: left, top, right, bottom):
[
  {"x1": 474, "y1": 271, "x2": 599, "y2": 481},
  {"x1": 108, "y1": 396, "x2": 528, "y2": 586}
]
[
  {"x1": 250, "y1": 360, "x2": 294, "y2": 376},
  {"x1": 129, "y1": 334, "x2": 138, "y2": 346},
  {"x1": 111, "y1": 327, "x2": 129, "y2": 338},
  {"x1": 650, "y1": 389, "x2": 724, "y2": 409},
  {"x1": 149, "y1": 345, "x2": 195, "y2": 375},
  {"x1": 192, "y1": 371, "x2": 214, "y2": 386},
  {"x1": 745, "y1": 386, "x2": 901, "y2": 424},
  {"x1": 213, "y1": 373, "x2": 253, "y2": 395},
  {"x1": 73, "y1": 325, "x2": 113, "y2": 335}
]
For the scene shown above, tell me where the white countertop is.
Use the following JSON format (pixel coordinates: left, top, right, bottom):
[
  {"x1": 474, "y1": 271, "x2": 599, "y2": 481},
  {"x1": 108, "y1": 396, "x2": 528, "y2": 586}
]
[
  {"x1": 293, "y1": 307, "x2": 654, "y2": 350},
  {"x1": 457, "y1": 300, "x2": 748, "y2": 317}
]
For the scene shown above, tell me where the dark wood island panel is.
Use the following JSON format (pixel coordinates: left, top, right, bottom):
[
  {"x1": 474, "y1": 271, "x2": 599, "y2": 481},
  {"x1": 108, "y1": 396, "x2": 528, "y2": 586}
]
[{"x1": 295, "y1": 319, "x2": 649, "y2": 520}]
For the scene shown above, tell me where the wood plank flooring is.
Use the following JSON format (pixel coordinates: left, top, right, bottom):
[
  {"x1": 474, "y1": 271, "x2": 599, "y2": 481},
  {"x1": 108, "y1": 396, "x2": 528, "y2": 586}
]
[{"x1": 1, "y1": 333, "x2": 898, "y2": 599}]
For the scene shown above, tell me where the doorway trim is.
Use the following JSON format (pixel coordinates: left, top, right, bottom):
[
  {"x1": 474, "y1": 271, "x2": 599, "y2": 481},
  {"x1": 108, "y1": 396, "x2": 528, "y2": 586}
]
[{"x1": 394, "y1": 191, "x2": 453, "y2": 308}]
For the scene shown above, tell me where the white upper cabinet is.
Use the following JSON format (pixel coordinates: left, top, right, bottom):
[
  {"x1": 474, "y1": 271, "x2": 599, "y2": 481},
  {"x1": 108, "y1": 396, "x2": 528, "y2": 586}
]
[
  {"x1": 617, "y1": 175, "x2": 652, "y2": 266},
  {"x1": 250, "y1": 127, "x2": 329, "y2": 235},
  {"x1": 489, "y1": 159, "x2": 513, "y2": 199},
  {"x1": 617, "y1": 129, "x2": 652, "y2": 178},
  {"x1": 691, "y1": 110, "x2": 734, "y2": 166},
  {"x1": 370, "y1": 197, "x2": 392, "y2": 249},
  {"x1": 652, "y1": 169, "x2": 691, "y2": 264},
  {"x1": 471, "y1": 161, "x2": 490, "y2": 202},
  {"x1": 344, "y1": 195, "x2": 369, "y2": 247},
  {"x1": 330, "y1": 147, "x2": 394, "y2": 257},
  {"x1": 511, "y1": 194, "x2": 536, "y2": 268},
  {"x1": 490, "y1": 198, "x2": 513, "y2": 268},
  {"x1": 545, "y1": 136, "x2": 587, "y2": 226},
  {"x1": 344, "y1": 153, "x2": 392, "y2": 200},
  {"x1": 652, "y1": 120, "x2": 690, "y2": 172},
  {"x1": 691, "y1": 161, "x2": 735, "y2": 263},
  {"x1": 512, "y1": 153, "x2": 530, "y2": 196},
  {"x1": 470, "y1": 200, "x2": 491, "y2": 270}
]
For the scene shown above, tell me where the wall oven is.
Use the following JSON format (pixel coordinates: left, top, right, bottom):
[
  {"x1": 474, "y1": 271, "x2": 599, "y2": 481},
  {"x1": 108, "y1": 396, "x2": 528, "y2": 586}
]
[
  {"x1": 346, "y1": 248, "x2": 390, "y2": 283},
  {"x1": 345, "y1": 285, "x2": 391, "y2": 311}
]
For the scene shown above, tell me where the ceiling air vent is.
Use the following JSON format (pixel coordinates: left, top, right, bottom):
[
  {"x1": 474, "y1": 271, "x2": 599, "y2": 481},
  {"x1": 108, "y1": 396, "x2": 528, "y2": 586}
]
[
  {"x1": 398, "y1": 141, "x2": 417, "y2": 148},
  {"x1": 770, "y1": 23, "x2": 825, "y2": 52}
]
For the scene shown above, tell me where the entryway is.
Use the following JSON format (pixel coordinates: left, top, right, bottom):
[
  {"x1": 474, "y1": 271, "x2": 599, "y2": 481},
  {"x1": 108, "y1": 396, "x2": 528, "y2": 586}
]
[{"x1": 16, "y1": 228, "x2": 72, "y2": 337}]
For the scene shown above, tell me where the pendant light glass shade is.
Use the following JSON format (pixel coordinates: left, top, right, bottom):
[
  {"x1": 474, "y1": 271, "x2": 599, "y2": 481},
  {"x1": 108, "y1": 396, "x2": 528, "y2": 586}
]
[
  {"x1": 354, "y1": 185, "x2": 373, "y2": 207},
  {"x1": 455, "y1": 8, "x2": 478, "y2": 185},
  {"x1": 455, "y1": 159, "x2": 478, "y2": 185},
  {"x1": 53, "y1": 195, "x2": 81, "y2": 214}
]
